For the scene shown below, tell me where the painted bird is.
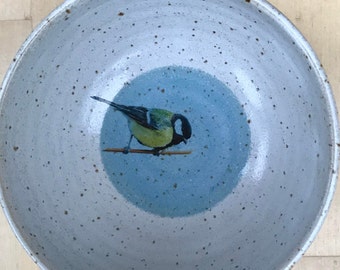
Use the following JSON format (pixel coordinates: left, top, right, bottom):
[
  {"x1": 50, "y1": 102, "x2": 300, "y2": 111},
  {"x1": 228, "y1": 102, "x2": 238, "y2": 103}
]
[{"x1": 91, "y1": 96, "x2": 192, "y2": 154}]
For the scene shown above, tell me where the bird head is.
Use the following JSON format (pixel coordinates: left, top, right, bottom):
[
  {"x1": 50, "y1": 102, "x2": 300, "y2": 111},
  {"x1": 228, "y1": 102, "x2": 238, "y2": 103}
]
[{"x1": 171, "y1": 114, "x2": 192, "y2": 145}]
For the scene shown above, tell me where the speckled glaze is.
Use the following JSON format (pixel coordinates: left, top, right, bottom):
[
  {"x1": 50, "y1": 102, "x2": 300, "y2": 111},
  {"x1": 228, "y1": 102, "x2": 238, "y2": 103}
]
[{"x1": 0, "y1": 0, "x2": 338, "y2": 270}]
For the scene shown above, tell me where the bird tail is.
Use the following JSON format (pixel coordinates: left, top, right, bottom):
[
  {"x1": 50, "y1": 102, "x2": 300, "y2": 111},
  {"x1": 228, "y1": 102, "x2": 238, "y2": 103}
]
[{"x1": 91, "y1": 96, "x2": 116, "y2": 106}]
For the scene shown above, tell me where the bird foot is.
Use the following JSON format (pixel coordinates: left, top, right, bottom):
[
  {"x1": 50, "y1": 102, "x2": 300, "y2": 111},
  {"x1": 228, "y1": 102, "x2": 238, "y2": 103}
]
[
  {"x1": 152, "y1": 149, "x2": 163, "y2": 156},
  {"x1": 122, "y1": 147, "x2": 130, "y2": 154}
]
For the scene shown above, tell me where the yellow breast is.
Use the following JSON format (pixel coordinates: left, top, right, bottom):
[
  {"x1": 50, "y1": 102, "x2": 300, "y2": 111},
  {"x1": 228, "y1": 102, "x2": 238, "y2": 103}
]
[{"x1": 129, "y1": 121, "x2": 173, "y2": 148}]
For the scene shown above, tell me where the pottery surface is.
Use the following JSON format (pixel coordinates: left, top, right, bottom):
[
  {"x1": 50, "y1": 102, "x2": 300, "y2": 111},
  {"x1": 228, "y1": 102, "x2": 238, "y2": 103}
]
[{"x1": 0, "y1": 0, "x2": 338, "y2": 269}]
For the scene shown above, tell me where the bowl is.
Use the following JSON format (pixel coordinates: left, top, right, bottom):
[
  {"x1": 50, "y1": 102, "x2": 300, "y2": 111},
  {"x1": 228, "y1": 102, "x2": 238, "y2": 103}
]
[{"x1": 0, "y1": 0, "x2": 338, "y2": 269}]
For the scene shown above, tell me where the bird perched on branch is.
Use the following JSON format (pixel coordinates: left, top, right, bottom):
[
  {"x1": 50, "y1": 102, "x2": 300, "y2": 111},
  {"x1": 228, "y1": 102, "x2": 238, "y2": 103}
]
[{"x1": 91, "y1": 96, "x2": 192, "y2": 154}]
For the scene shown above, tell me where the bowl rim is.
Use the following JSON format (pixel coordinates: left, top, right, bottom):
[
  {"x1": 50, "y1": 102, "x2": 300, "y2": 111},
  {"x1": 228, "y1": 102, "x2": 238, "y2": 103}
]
[
  {"x1": 259, "y1": 1, "x2": 339, "y2": 267},
  {"x1": 0, "y1": 0, "x2": 339, "y2": 269}
]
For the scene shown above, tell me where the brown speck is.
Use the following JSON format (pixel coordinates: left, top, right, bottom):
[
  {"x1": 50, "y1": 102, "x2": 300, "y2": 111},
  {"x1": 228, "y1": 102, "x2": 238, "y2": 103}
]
[
  {"x1": 118, "y1": 12, "x2": 124, "y2": 16},
  {"x1": 66, "y1": 9, "x2": 71, "y2": 14},
  {"x1": 13, "y1": 146, "x2": 19, "y2": 151},
  {"x1": 64, "y1": 210, "x2": 68, "y2": 215},
  {"x1": 245, "y1": 0, "x2": 250, "y2": 2},
  {"x1": 247, "y1": 119, "x2": 251, "y2": 124},
  {"x1": 173, "y1": 183, "x2": 177, "y2": 189}
]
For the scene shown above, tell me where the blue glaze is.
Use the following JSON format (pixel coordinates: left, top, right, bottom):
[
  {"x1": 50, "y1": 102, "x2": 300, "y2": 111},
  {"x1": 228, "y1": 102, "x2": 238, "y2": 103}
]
[{"x1": 100, "y1": 66, "x2": 250, "y2": 217}]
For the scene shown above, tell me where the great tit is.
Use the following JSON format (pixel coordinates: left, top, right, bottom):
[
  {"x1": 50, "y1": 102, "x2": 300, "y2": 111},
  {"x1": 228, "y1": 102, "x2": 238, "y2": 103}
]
[{"x1": 91, "y1": 96, "x2": 192, "y2": 154}]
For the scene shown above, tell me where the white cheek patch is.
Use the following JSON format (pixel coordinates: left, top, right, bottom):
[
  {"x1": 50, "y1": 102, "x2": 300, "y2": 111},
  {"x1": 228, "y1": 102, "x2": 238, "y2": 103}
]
[{"x1": 174, "y1": 120, "x2": 182, "y2": 135}]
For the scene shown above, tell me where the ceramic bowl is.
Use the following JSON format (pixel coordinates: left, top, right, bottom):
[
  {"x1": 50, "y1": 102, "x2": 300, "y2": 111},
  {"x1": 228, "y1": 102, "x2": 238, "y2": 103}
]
[{"x1": 0, "y1": 0, "x2": 338, "y2": 269}]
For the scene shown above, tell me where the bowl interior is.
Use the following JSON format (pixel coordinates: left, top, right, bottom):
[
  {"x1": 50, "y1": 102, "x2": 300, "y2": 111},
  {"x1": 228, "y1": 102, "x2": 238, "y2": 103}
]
[{"x1": 0, "y1": 0, "x2": 338, "y2": 269}]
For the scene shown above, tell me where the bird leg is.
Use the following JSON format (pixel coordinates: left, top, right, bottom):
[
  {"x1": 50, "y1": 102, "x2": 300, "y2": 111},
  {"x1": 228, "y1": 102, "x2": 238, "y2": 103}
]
[{"x1": 123, "y1": 134, "x2": 134, "y2": 154}]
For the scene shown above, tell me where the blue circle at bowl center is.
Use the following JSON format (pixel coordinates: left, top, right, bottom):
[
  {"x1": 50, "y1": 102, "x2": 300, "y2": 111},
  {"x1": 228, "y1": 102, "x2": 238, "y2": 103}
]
[{"x1": 99, "y1": 66, "x2": 250, "y2": 217}]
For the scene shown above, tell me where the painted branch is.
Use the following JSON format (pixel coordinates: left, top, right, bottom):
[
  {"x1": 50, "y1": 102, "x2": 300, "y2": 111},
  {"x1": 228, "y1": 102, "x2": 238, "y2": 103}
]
[{"x1": 103, "y1": 148, "x2": 192, "y2": 155}]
